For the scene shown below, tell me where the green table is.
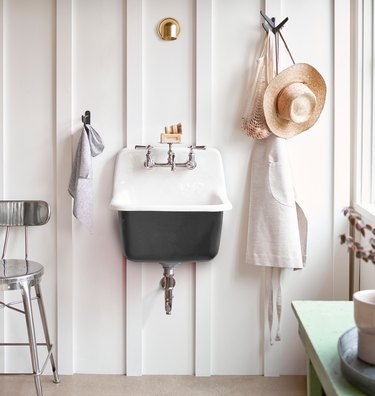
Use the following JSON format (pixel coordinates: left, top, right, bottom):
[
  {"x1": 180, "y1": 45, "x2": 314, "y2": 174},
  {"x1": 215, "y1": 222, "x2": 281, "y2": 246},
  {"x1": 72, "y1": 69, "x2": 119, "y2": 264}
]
[{"x1": 292, "y1": 301, "x2": 367, "y2": 396}]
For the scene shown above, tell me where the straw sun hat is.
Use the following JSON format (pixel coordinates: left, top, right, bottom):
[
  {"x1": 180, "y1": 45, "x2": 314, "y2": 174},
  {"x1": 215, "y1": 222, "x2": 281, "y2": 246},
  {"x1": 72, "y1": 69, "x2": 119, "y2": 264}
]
[{"x1": 263, "y1": 63, "x2": 326, "y2": 139}]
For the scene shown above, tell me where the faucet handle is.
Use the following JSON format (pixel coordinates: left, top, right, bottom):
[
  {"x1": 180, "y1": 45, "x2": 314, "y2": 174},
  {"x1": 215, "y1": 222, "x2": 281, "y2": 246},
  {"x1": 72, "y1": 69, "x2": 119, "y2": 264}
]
[
  {"x1": 135, "y1": 145, "x2": 153, "y2": 151},
  {"x1": 188, "y1": 145, "x2": 206, "y2": 151}
]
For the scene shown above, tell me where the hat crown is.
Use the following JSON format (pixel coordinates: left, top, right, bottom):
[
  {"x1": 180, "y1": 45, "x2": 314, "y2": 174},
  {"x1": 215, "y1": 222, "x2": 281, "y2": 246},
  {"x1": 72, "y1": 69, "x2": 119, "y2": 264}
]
[
  {"x1": 277, "y1": 82, "x2": 317, "y2": 124},
  {"x1": 263, "y1": 63, "x2": 327, "y2": 139}
]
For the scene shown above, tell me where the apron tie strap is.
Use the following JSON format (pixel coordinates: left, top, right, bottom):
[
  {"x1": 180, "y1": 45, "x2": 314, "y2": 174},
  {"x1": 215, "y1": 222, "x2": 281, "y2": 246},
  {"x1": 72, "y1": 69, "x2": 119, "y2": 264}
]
[{"x1": 266, "y1": 267, "x2": 283, "y2": 345}]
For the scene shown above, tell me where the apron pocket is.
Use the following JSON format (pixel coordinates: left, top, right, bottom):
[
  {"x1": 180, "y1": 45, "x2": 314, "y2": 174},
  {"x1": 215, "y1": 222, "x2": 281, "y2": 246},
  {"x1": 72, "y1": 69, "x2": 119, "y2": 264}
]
[{"x1": 268, "y1": 162, "x2": 294, "y2": 207}]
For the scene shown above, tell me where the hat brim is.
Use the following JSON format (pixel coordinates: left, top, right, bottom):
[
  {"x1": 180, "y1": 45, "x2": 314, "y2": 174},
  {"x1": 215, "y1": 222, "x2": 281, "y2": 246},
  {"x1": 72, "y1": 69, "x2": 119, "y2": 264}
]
[{"x1": 263, "y1": 63, "x2": 326, "y2": 139}]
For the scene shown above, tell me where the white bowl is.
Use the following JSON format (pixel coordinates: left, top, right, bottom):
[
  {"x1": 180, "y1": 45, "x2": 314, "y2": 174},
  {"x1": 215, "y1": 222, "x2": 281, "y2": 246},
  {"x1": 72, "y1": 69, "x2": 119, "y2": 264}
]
[{"x1": 353, "y1": 289, "x2": 375, "y2": 365}]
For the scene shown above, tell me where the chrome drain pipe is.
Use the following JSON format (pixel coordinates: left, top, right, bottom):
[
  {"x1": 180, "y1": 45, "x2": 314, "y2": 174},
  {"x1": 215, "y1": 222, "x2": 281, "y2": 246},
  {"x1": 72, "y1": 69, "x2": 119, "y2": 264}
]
[{"x1": 160, "y1": 264, "x2": 177, "y2": 315}]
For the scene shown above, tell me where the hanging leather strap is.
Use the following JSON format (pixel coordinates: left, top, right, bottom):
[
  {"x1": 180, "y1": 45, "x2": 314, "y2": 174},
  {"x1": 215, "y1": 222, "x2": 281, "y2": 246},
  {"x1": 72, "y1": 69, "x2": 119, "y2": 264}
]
[
  {"x1": 279, "y1": 30, "x2": 295, "y2": 65},
  {"x1": 274, "y1": 30, "x2": 295, "y2": 75},
  {"x1": 275, "y1": 32, "x2": 280, "y2": 75}
]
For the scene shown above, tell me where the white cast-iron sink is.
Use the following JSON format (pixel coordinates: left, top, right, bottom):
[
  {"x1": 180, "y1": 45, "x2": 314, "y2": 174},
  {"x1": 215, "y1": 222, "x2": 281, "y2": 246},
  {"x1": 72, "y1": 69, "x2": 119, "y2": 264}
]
[
  {"x1": 110, "y1": 145, "x2": 231, "y2": 314},
  {"x1": 110, "y1": 146, "x2": 231, "y2": 262}
]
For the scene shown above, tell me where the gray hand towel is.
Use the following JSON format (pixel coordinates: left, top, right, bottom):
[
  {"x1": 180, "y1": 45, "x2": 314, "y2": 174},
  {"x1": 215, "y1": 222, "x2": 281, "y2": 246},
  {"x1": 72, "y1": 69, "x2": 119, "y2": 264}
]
[{"x1": 68, "y1": 125, "x2": 104, "y2": 229}]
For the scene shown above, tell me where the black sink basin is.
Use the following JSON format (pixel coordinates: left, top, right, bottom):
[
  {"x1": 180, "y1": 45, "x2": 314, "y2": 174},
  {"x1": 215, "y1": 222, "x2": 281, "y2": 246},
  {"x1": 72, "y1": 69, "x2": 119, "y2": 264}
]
[{"x1": 118, "y1": 211, "x2": 223, "y2": 262}]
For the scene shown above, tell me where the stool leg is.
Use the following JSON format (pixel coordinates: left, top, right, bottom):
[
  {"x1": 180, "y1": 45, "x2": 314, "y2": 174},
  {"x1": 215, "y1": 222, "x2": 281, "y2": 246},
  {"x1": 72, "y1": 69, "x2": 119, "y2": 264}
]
[
  {"x1": 35, "y1": 283, "x2": 60, "y2": 383},
  {"x1": 21, "y1": 282, "x2": 43, "y2": 396}
]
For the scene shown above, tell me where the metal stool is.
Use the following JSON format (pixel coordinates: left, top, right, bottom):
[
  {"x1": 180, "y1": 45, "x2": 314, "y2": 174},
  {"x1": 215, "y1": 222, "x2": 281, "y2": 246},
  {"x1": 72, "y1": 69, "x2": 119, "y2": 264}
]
[{"x1": 0, "y1": 201, "x2": 59, "y2": 396}]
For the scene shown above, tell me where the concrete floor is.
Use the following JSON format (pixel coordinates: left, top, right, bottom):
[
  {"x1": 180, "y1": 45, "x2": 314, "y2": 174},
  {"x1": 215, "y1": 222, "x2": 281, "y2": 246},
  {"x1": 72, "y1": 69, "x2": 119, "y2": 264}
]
[{"x1": 0, "y1": 374, "x2": 307, "y2": 396}]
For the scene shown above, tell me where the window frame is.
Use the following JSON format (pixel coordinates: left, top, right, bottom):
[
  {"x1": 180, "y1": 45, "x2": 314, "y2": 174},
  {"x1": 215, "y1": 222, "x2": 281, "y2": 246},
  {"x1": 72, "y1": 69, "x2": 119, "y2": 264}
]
[{"x1": 353, "y1": 0, "x2": 375, "y2": 223}]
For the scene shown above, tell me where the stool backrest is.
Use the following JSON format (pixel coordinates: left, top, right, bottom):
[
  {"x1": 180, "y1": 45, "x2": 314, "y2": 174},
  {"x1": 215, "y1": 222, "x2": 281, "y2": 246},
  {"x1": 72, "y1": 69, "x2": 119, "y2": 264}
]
[
  {"x1": 0, "y1": 201, "x2": 50, "y2": 227},
  {"x1": 0, "y1": 201, "x2": 50, "y2": 260}
]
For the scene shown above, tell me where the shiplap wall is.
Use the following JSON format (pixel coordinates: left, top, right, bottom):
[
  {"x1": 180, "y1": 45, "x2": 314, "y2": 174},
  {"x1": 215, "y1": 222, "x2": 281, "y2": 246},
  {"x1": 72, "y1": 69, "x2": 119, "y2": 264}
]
[{"x1": 0, "y1": 0, "x2": 346, "y2": 376}]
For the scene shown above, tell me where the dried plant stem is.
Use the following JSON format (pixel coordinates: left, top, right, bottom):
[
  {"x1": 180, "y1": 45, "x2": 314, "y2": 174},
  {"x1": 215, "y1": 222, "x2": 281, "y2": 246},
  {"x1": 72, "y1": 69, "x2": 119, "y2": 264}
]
[{"x1": 340, "y1": 206, "x2": 375, "y2": 264}]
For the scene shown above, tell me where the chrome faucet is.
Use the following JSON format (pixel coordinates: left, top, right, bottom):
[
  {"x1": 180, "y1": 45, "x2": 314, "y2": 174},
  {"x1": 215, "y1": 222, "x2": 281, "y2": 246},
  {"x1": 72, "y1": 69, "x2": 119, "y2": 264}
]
[
  {"x1": 135, "y1": 145, "x2": 155, "y2": 169},
  {"x1": 145, "y1": 148, "x2": 155, "y2": 169},
  {"x1": 167, "y1": 143, "x2": 176, "y2": 171},
  {"x1": 135, "y1": 144, "x2": 206, "y2": 171},
  {"x1": 186, "y1": 145, "x2": 206, "y2": 169}
]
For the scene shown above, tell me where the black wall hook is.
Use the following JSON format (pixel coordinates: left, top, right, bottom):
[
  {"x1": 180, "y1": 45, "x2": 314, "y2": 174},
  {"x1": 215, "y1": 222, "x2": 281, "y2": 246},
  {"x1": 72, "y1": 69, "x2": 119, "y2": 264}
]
[
  {"x1": 260, "y1": 10, "x2": 292, "y2": 75},
  {"x1": 81, "y1": 110, "x2": 91, "y2": 125},
  {"x1": 260, "y1": 10, "x2": 288, "y2": 34}
]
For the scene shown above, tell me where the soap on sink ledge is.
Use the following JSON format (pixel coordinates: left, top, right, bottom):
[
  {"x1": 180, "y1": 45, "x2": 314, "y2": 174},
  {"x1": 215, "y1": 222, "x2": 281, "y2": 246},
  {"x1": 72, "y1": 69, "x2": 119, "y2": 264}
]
[
  {"x1": 160, "y1": 133, "x2": 182, "y2": 143},
  {"x1": 161, "y1": 122, "x2": 182, "y2": 143}
]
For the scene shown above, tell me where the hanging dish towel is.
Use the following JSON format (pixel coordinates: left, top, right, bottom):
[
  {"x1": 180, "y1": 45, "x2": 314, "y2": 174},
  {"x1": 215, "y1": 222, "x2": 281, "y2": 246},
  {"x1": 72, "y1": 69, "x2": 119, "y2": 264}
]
[
  {"x1": 68, "y1": 124, "x2": 104, "y2": 230},
  {"x1": 246, "y1": 134, "x2": 307, "y2": 343}
]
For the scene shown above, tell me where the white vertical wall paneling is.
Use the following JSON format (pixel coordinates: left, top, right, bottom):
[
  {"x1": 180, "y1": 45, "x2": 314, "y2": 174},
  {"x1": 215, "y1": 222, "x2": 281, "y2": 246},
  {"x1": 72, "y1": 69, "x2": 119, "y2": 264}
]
[
  {"x1": 126, "y1": 260, "x2": 143, "y2": 376},
  {"x1": 353, "y1": 0, "x2": 375, "y2": 292},
  {"x1": 350, "y1": 1, "x2": 372, "y2": 292},
  {"x1": 0, "y1": 0, "x2": 4, "y2": 373},
  {"x1": 195, "y1": 262, "x2": 212, "y2": 376},
  {"x1": 4, "y1": 0, "x2": 56, "y2": 373},
  {"x1": 351, "y1": 0, "x2": 362, "y2": 294},
  {"x1": 358, "y1": 0, "x2": 375, "y2": 290},
  {"x1": 126, "y1": 0, "x2": 143, "y2": 376},
  {"x1": 195, "y1": 0, "x2": 213, "y2": 377},
  {"x1": 126, "y1": 0, "x2": 144, "y2": 148},
  {"x1": 211, "y1": 0, "x2": 263, "y2": 376},
  {"x1": 142, "y1": 0, "x2": 195, "y2": 145},
  {"x1": 0, "y1": 0, "x2": 3, "y2": 193},
  {"x1": 72, "y1": 0, "x2": 125, "y2": 374},
  {"x1": 56, "y1": 0, "x2": 74, "y2": 375},
  {"x1": 282, "y1": 0, "x2": 334, "y2": 375},
  {"x1": 332, "y1": 0, "x2": 351, "y2": 300},
  {"x1": 263, "y1": 0, "x2": 282, "y2": 378},
  {"x1": 352, "y1": 0, "x2": 363, "y2": 208},
  {"x1": 0, "y1": 0, "x2": 337, "y2": 376},
  {"x1": 361, "y1": 0, "x2": 373, "y2": 204},
  {"x1": 141, "y1": 0, "x2": 194, "y2": 375},
  {"x1": 195, "y1": 0, "x2": 212, "y2": 145}
]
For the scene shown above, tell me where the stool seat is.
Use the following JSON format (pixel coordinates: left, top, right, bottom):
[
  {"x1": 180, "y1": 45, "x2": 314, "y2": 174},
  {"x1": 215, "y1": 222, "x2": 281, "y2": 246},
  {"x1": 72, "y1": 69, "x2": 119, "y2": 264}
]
[{"x1": 0, "y1": 259, "x2": 44, "y2": 291}]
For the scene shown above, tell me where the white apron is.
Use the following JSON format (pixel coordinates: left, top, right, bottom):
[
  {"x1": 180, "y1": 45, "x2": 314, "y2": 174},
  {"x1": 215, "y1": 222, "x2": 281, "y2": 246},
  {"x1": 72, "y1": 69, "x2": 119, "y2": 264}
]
[{"x1": 246, "y1": 134, "x2": 307, "y2": 343}]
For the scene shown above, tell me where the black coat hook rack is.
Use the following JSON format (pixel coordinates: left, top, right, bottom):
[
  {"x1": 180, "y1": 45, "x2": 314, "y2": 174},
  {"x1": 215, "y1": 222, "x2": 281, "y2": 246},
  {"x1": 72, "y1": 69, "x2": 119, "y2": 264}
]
[
  {"x1": 260, "y1": 10, "x2": 288, "y2": 34},
  {"x1": 260, "y1": 11, "x2": 292, "y2": 75},
  {"x1": 81, "y1": 110, "x2": 91, "y2": 125}
]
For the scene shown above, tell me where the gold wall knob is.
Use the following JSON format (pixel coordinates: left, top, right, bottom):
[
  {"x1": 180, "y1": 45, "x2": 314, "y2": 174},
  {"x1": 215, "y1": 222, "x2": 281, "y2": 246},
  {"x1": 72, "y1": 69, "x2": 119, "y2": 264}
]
[{"x1": 158, "y1": 18, "x2": 180, "y2": 41}]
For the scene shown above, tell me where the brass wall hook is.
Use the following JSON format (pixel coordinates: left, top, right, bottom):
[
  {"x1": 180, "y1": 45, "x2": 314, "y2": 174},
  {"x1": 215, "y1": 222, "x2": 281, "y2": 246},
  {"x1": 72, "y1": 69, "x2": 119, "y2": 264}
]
[{"x1": 158, "y1": 17, "x2": 180, "y2": 41}]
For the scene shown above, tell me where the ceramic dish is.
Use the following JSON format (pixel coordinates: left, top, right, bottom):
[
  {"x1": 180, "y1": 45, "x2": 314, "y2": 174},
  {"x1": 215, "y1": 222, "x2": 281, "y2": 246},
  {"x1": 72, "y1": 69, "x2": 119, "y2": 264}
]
[{"x1": 338, "y1": 326, "x2": 375, "y2": 395}]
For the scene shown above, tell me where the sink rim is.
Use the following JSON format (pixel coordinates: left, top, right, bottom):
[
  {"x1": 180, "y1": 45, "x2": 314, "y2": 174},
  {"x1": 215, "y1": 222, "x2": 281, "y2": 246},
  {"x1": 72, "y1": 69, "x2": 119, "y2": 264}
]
[
  {"x1": 110, "y1": 201, "x2": 232, "y2": 212},
  {"x1": 110, "y1": 192, "x2": 232, "y2": 211},
  {"x1": 110, "y1": 146, "x2": 232, "y2": 212}
]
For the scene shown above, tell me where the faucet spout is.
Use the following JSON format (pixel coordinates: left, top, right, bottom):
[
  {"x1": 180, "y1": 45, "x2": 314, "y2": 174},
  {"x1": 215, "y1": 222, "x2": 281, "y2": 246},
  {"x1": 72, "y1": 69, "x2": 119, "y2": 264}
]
[
  {"x1": 171, "y1": 154, "x2": 176, "y2": 171},
  {"x1": 186, "y1": 150, "x2": 196, "y2": 170},
  {"x1": 167, "y1": 143, "x2": 176, "y2": 171},
  {"x1": 145, "y1": 150, "x2": 155, "y2": 169}
]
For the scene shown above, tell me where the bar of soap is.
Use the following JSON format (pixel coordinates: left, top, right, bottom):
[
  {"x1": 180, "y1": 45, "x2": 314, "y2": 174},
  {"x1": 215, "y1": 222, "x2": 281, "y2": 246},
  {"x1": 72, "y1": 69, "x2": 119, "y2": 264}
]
[
  {"x1": 164, "y1": 123, "x2": 182, "y2": 134},
  {"x1": 160, "y1": 133, "x2": 182, "y2": 143}
]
